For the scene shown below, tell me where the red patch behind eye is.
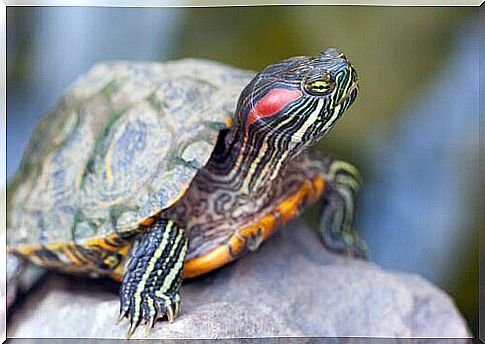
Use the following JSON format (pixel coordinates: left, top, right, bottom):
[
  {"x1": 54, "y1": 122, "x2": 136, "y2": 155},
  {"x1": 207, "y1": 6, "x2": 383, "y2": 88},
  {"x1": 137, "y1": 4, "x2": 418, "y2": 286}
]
[{"x1": 246, "y1": 88, "x2": 302, "y2": 131}]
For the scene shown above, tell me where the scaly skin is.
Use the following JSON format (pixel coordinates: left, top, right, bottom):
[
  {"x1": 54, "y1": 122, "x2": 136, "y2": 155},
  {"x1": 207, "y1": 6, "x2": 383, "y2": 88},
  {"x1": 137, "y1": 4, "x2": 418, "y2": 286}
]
[{"x1": 8, "y1": 48, "x2": 365, "y2": 337}]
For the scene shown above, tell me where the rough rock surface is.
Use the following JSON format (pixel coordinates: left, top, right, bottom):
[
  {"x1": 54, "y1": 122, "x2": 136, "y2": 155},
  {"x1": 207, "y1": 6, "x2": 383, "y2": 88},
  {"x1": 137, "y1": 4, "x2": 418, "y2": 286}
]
[{"x1": 7, "y1": 220, "x2": 471, "y2": 339}]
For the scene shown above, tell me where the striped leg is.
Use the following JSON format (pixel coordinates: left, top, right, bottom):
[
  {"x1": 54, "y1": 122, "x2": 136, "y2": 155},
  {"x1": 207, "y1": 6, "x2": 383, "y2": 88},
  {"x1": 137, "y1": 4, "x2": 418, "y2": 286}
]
[
  {"x1": 319, "y1": 159, "x2": 368, "y2": 259},
  {"x1": 119, "y1": 218, "x2": 187, "y2": 337}
]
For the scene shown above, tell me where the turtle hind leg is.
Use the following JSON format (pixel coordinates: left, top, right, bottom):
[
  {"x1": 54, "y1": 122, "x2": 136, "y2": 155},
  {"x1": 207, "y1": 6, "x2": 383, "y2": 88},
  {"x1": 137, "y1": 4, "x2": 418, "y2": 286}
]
[
  {"x1": 319, "y1": 159, "x2": 368, "y2": 259},
  {"x1": 119, "y1": 218, "x2": 187, "y2": 337}
]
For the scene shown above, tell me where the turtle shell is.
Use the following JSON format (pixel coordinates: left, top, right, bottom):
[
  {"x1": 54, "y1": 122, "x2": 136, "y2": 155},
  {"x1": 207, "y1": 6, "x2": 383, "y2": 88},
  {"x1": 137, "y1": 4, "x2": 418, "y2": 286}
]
[{"x1": 7, "y1": 59, "x2": 254, "y2": 247}]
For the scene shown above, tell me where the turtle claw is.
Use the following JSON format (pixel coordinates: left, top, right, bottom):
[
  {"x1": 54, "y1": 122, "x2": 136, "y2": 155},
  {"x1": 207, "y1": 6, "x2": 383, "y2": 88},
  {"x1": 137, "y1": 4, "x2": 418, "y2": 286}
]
[
  {"x1": 341, "y1": 228, "x2": 368, "y2": 260},
  {"x1": 118, "y1": 288, "x2": 182, "y2": 338},
  {"x1": 321, "y1": 226, "x2": 368, "y2": 260},
  {"x1": 146, "y1": 316, "x2": 156, "y2": 334},
  {"x1": 166, "y1": 303, "x2": 175, "y2": 323},
  {"x1": 144, "y1": 324, "x2": 153, "y2": 336},
  {"x1": 143, "y1": 301, "x2": 178, "y2": 336},
  {"x1": 127, "y1": 321, "x2": 139, "y2": 339},
  {"x1": 347, "y1": 232, "x2": 368, "y2": 260}
]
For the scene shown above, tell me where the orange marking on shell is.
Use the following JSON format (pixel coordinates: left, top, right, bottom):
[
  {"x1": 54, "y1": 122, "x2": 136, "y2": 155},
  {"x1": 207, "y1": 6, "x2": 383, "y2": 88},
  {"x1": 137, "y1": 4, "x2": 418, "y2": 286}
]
[
  {"x1": 8, "y1": 244, "x2": 42, "y2": 256},
  {"x1": 110, "y1": 272, "x2": 124, "y2": 282},
  {"x1": 139, "y1": 217, "x2": 155, "y2": 226},
  {"x1": 182, "y1": 176, "x2": 326, "y2": 279},
  {"x1": 61, "y1": 244, "x2": 85, "y2": 266},
  {"x1": 225, "y1": 117, "x2": 233, "y2": 128},
  {"x1": 9, "y1": 236, "x2": 131, "y2": 281},
  {"x1": 9, "y1": 176, "x2": 327, "y2": 281},
  {"x1": 84, "y1": 233, "x2": 130, "y2": 252}
]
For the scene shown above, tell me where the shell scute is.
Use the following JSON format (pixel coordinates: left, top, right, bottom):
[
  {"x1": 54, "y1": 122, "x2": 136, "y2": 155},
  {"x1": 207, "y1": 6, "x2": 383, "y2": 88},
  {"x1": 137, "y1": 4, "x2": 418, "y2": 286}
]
[{"x1": 8, "y1": 59, "x2": 255, "y2": 246}]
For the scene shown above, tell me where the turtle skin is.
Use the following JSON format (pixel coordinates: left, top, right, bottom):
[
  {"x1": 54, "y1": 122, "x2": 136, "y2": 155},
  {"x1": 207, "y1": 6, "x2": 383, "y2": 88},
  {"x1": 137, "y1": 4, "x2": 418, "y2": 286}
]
[{"x1": 7, "y1": 53, "x2": 367, "y2": 337}]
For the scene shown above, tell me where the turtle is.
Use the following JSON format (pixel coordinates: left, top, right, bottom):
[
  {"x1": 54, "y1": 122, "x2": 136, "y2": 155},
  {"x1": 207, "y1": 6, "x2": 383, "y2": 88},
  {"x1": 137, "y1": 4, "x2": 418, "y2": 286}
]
[{"x1": 7, "y1": 47, "x2": 367, "y2": 336}]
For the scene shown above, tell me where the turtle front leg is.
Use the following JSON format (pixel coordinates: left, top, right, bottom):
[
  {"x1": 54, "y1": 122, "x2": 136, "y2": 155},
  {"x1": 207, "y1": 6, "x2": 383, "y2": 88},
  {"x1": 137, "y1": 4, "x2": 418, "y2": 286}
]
[
  {"x1": 319, "y1": 159, "x2": 368, "y2": 259},
  {"x1": 119, "y1": 218, "x2": 187, "y2": 337}
]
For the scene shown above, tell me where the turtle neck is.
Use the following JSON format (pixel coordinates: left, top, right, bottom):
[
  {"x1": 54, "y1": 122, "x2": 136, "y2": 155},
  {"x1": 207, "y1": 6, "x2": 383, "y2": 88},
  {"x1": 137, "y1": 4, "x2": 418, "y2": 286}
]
[{"x1": 204, "y1": 125, "x2": 291, "y2": 195}]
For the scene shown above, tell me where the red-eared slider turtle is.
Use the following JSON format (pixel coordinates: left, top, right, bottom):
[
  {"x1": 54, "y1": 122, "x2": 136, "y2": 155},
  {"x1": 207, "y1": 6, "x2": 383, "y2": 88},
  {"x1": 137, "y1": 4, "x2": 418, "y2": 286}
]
[{"x1": 7, "y1": 48, "x2": 366, "y2": 336}]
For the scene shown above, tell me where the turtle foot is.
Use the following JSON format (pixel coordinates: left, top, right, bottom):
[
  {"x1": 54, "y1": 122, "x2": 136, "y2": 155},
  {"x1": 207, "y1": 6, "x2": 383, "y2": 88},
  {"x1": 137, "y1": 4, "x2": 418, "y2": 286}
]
[
  {"x1": 118, "y1": 218, "x2": 187, "y2": 338},
  {"x1": 118, "y1": 290, "x2": 181, "y2": 337},
  {"x1": 321, "y1": 226, "x2": 368, "y2": 260}
]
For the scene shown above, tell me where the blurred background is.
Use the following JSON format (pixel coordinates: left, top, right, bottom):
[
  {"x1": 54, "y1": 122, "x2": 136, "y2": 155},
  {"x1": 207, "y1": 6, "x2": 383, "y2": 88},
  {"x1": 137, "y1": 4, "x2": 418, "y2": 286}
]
[{"x1": 6, "y1": 6, "x2": 479, "y2": 335}]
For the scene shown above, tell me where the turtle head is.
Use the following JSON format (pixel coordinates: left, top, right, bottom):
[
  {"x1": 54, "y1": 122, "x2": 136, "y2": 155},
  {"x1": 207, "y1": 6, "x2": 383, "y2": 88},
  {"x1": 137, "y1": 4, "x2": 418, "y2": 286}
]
[{"x1": 235, "y1": 48, "x2": 359, "y2": 157}]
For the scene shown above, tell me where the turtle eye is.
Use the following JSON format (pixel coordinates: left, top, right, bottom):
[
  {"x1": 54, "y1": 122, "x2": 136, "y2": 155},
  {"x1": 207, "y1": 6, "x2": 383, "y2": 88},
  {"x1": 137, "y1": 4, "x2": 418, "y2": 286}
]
[{"x1": 303, "y1": 73, "x2": 335, "y2": 96}]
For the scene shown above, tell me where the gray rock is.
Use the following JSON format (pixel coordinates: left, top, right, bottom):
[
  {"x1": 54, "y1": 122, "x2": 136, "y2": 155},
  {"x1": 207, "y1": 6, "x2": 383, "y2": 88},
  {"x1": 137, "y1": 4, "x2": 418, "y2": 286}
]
[{"x1": 7, "y1": 220, "x2": 471, "y2": 339}]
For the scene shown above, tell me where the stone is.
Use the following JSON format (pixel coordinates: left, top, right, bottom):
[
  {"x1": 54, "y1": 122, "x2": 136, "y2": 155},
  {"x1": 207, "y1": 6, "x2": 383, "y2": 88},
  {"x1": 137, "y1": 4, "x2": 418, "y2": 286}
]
[{"x1": 7, "y1": 220, "x2": 471, "y2": 339}]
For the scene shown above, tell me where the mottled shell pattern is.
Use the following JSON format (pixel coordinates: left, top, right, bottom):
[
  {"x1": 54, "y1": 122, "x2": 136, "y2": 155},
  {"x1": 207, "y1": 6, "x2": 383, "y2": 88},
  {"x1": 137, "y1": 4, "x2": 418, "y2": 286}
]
[{"x1": 7, "y1": 59, "x2": 255, "y2": 247}]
